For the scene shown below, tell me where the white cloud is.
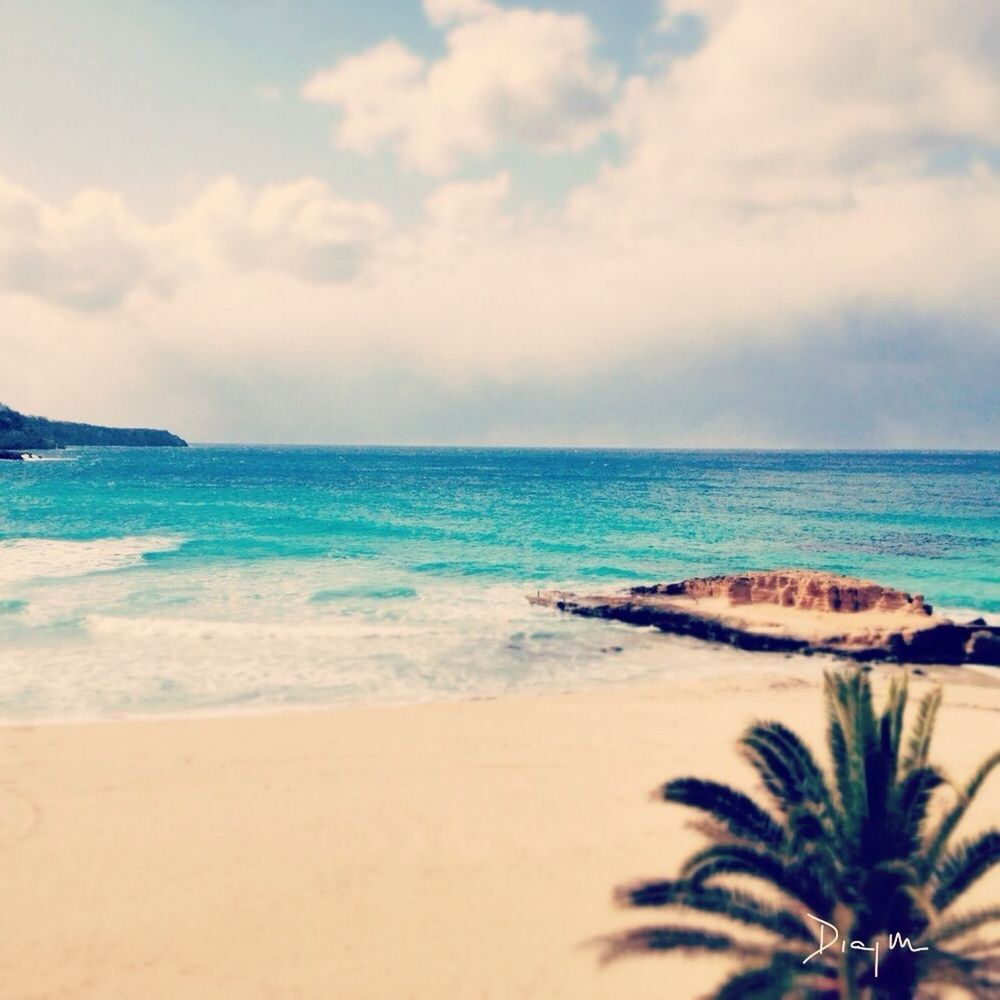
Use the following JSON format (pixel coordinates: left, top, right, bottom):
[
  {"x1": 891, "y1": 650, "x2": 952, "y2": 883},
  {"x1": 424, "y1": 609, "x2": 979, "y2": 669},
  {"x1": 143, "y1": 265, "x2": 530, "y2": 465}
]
[
  {"x1": 0, "y1": 176, "x2": 392, "y2": 310},
  {"x1": 424, "y1": 171, "x2": 510, "y2": 230},
  {"x1": 423, "y1": 0, "x2": 495, "y2": 27},
  {"x1": 301, "y1": 4, "x2": 617, "y2": 173},
  {"x1": 178, "y1": 176, "x2": 391, "y2": 284},
  {"x1": 643, "y1": 0, "x2": 1000, "y2": 198},
  {"x1": 0, "y1": 178, "x2": 168, "y2": 310},
  {"x1": 556, "y1": 0, "x2": 1000, "y2": 338}
]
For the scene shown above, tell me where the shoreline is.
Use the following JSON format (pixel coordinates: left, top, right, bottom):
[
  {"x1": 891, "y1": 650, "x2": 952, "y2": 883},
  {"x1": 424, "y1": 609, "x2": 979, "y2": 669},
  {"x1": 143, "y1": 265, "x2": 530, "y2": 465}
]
[
  {"x1": 2, "y1": 647, "x2": 997, "y2": 729},
  {"x1": 1, "y1": 669, "x2": 997, "y2": 999}
]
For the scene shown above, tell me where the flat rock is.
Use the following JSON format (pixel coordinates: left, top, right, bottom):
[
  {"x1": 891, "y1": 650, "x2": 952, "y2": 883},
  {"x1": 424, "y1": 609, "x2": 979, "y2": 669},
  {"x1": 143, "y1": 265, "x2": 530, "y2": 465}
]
[{"x1": 529, "y1": 570, "x2": 999, "y2": 667}]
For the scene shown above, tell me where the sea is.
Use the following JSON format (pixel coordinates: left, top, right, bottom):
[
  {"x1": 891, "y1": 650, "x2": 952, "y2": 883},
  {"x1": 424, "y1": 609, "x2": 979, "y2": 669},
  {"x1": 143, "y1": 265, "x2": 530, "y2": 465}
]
[{"x1": 0, "y1": 447, "x2": 997, "y2": 721}]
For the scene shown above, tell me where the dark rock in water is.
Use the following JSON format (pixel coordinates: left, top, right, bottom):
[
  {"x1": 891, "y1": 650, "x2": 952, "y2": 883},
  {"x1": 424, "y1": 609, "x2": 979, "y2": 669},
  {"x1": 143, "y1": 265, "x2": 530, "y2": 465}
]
[
  {"x1": 546, "y1": 592, "x2": 808, "y2": 654},
  {"x1": 967, "y1": 630, "x2": 1000, "y2": 666},
  {"x1": 887, "y1": 622, "x2": 971, "y2": 665},
  {"x1": 0, "y1": 402, "x2": 186, "y2": 450}
]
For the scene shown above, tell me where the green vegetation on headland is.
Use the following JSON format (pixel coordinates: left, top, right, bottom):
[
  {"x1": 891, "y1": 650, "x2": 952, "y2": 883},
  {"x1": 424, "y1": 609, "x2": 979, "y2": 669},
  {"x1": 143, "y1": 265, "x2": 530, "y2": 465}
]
[
  {"x1": 0, "y1": 402, "x2": 187, "y2": 451},
  {"x1": 606, "y1": 670, "x2": 1000, "y2": 999}
]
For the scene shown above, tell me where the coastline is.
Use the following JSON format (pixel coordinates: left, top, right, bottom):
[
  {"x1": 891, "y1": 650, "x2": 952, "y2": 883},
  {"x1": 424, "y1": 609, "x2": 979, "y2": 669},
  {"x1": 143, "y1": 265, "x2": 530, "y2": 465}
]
[{"x1": 2, "y1": 669, "x2": 997, "y2": 999}]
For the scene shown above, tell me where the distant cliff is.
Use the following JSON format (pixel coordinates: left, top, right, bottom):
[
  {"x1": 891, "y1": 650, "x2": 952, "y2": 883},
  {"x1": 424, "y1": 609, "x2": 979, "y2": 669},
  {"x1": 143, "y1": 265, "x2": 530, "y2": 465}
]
[{"x1": 0, "y1": 403, "x2": 187, "y2": 450}]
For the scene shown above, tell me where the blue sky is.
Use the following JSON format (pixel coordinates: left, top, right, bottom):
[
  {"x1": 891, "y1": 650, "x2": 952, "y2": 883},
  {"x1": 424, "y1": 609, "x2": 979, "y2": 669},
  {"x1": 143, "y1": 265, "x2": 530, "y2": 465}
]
[
  {"x1": 1, "y1": 0, "x2": 998, "y2": 446},
  {"x1": 1, "y1": 1, "x2": 663, "y2": 213}
]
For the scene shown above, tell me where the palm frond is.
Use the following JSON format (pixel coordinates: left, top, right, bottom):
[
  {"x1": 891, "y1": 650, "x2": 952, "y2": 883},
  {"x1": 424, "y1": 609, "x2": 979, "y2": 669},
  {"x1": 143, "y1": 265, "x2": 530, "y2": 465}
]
[
  {"x1": 823, "y1": 672, "x2": 865, "y2": 841},
  {"x1": 893, "y1": 765, "x2": 945, "y2": 853},
  {"x1": 616, "y1": 878, "x2": 813, "y2": 941},
  {"x1": 932, "y1": 829, "x2": 1000, "y2": 910},
  {"x1": 879, "y1": 674, "x2": 908, "y2": 783},
  {"x1": 680, "y1": 843, "x2": 831, "y2": 913},
  {"x1": 740, "y1": 720, "x2": 834, "y2": 818},
  {"x1": 823, "y1": 673, "x2": 848, "y2": 773},
  {"x1": 923, "y1": 750, "x2": 1000, "y2": 875},
  {"x1": 712, "y1": 951, "x2": 820, "y2": 1000},
  {"x1": 901, "y1": 685, "x2": 942, "y2": 772},
  {"x1": 921, "y1": 906, "x2": 1000, "y2": 947},
  {"x1": 660, "y1": 777, "x2": 784, "y2": 848},
  {"x1": 598, "y1": 925, "x2": 753, "y2": 964},
  {"x1": 681, "y1": 843, "x2": 785, "y2": 885},
  {"x1": 917, "y1": 946, "x2": 1000, "y2": 999}
]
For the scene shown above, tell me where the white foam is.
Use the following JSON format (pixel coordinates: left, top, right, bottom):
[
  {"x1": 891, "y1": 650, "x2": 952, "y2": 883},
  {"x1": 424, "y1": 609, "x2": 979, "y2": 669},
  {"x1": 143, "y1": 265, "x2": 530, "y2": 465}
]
[
  {"x1": 938, "y1": 606, "x2": 1000, "y2": 627},
  {"x1": 0, "y1": 536, "x2": 183, "y2": 587},
  {"x1": 83, "y1": 614, "x2": 434, "y2": 642}
]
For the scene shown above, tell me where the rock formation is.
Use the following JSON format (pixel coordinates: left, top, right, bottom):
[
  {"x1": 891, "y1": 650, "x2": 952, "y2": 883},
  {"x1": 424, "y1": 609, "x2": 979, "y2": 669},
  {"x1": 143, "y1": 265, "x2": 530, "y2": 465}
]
[
  {"x1": 531, "y1": 570, "x2": 999, "y2": 667},
  {"x1": 633, "y1": 570, "x2": 932, "y2": 615},
  {"x1": 0, "y1": 403, "x2": 187, "y2": 450}
]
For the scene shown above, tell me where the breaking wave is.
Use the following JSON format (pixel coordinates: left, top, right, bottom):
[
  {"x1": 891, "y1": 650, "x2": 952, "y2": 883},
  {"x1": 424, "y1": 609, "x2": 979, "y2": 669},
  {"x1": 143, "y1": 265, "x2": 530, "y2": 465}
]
[{"x1": 0, "y1": 536, "x2": 183, "y2": 587}]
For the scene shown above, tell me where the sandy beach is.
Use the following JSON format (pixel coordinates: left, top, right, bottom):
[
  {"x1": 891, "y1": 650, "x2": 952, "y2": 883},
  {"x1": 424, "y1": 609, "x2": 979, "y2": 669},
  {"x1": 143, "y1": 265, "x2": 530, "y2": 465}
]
[{"x1": 1, "y1": 665, "x2": 997, "y2": 1000}]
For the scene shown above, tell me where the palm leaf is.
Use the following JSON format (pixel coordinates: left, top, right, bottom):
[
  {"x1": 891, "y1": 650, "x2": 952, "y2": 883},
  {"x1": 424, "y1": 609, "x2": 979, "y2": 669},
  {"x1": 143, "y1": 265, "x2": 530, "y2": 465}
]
[
  {"x1": 879, "y1": 674, "x2": 908, "y2": 786},
  {"x1": 921, "y1": 906, "x2": 1000, "y2": 946},
  {"x1": 616, "y1": 878, "x2": 813, "y2": 941},
  {"x1": 660, "y1": 777, "x2": 785, "y2": 848},
  {"x1": 932, "y1": 829, "x2": 1000, "y2": 910},
  {"x1": 824, "y1": 672, "x2": 866, "y2": 846},
  {"x1": 740, "y1": 720, "x2": 834, "y2": 817},
  {"x1": 712, "y1": 951, "x2": 819, "y2": 1000},
  {"x1": 902, "y1": 685, "x2": 942, "y2": 772},
  {"x1": 893, "y1": 765, "x2": 945, "y2": 853},
  {"x1": 599, "y1": 925, "x2": 753, "y2": 964},
  {"x1": 923, "y1": 750, "x2": 1000, "y2": 876},
  {"x1": 680, "y1": 843, "x2": 831, "y2": 913},
  {"x1": 918, "y1": 946, "x2": 1000, "y2": 999}
]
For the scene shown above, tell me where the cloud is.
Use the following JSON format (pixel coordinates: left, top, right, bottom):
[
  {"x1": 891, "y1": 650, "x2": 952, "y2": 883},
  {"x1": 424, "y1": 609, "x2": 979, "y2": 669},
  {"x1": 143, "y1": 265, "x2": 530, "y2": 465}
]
[
  {"x1": 301, "y1": 2, "x2": 617, "y2": 173},
  {"x1": 423, "y1": 0, "x2": 495, "y2": 27},
  {"x1": 0, "y1": 175, "x2": 392, "y2": 310},
  {"x1": 0, "y1": 177, "x2": 168, "y2": 310},
  {"x1": 644, "y1": 0, "x2": 1000, "y2": 195},
  {"x1": 423, "y1": 171, "x2": 511, "y2": 239},
  {"x1": 558, "y1": 0, "x2": 1000, "y2": 340},
  {"x1": 178, "y1": 176, "x2": 391, "y2": 283}
]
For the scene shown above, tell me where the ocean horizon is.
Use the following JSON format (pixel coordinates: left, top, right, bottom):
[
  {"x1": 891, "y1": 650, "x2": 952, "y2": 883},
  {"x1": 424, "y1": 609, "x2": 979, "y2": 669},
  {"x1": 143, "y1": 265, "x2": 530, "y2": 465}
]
[{"x1": 2, "y1": 445, "x2": 997, "y2": 722}]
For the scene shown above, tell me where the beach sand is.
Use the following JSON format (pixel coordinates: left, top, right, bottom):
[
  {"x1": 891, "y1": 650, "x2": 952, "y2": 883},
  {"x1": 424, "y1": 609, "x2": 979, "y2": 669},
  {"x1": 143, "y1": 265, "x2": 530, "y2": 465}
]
[{"x1": 1, "y1": 666, "x2": 997, "y2": 999}]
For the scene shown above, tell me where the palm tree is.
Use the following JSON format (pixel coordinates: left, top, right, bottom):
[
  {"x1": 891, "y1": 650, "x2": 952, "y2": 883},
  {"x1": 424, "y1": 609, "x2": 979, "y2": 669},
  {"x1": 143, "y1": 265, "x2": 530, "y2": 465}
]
[{"x1": 605, "y1": 670, "x2": 1000, "y2": 999}]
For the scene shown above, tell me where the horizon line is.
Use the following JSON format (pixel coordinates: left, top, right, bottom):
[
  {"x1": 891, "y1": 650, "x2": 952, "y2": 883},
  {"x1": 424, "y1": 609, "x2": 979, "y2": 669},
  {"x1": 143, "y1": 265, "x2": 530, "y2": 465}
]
[{"x1": 179, "y1": 442, "x2": 1000, "y2": 453}]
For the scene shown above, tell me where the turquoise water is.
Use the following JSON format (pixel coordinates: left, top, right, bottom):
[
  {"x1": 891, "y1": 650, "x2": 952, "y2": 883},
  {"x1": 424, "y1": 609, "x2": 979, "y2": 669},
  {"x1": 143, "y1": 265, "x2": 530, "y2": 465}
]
[{"x1": 0, "y1": 447, "x2": 997, "y2": 719}]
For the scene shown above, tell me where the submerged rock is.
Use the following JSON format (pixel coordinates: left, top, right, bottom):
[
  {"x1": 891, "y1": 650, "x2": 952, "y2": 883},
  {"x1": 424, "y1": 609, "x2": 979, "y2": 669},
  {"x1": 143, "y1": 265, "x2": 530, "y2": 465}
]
[{"x1": 530, "y1": 570, "x2": 999, "y2": 667}]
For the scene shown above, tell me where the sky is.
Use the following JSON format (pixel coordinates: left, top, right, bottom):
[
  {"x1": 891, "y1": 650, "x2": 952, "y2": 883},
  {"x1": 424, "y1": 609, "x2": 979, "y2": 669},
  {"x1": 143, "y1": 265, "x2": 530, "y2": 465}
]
[{"x1": 1, "y1": 0, "x2": 998, "y2": 447}]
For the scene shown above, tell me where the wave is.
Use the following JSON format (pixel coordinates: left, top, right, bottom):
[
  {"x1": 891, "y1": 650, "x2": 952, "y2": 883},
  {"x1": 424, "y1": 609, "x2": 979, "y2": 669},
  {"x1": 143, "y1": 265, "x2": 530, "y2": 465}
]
[
  {"x1": 310, "y1": 585, "x2": 417, "y2": 602},
  {"x1": 83, "y1": 613, "x2": 435, "y2": 642},
  {"x1": 937, "y1": 606, "x2": 1000, "y2": 626},
  {"x1": 0, "y1": 536, "x2": 183, "y2": 587}
]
